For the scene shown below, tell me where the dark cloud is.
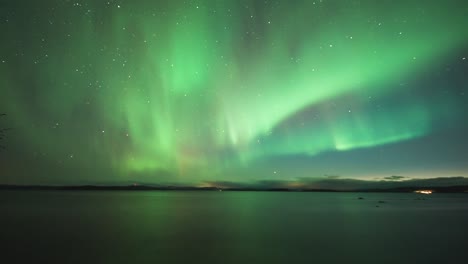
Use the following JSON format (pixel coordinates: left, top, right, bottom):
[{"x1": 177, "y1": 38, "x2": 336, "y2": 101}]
[
  {"x1": 383, "y1": 175, "x2": 407, "y2": 181},
  {"x1": 204, "y1": 177, "x2": 468, "y2": 191},
  {"x1": 324, "y1": 174, "x2": 341, "y2": 179}
]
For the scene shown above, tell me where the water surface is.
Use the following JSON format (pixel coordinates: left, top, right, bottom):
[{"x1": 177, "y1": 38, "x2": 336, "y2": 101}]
[{"x1": 1, "y1": 191, "x2": 467, "y2": 263}]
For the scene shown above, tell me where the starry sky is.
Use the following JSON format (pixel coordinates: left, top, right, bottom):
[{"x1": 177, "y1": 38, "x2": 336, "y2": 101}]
[{"x1": 0, "y1": 0, "x2": 467, "y2": 186}]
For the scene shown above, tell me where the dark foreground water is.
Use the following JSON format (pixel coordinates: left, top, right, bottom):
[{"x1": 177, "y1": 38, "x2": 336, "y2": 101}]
[{"x1": 1, "y1": 191, "x2": 468, "y2": 264}]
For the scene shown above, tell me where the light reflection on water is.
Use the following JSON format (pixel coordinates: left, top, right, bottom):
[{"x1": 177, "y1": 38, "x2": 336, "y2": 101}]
[{"x1": 1, "y1": 191, "x2": 468, "y2": 263}]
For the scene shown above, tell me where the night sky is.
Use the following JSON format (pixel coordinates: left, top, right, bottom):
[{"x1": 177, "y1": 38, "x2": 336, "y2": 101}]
[{"x1": 0, "y1": 0, "x2": 467, "y2": 185}]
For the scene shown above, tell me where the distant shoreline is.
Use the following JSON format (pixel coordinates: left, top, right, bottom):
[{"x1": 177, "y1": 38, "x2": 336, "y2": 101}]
[{"x1": 1, "y1": 184, "x2": 467, "y2": 193}]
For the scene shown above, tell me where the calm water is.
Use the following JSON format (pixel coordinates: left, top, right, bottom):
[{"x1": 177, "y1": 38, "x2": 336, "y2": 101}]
[{"x1": 1, "y1": 191, "x2": 468, "y2": 264}]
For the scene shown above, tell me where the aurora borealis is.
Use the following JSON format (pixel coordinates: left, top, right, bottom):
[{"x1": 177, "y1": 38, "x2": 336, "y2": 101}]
[{"x1": 0, "y1": 0, "x2": 467, "y2": 185}]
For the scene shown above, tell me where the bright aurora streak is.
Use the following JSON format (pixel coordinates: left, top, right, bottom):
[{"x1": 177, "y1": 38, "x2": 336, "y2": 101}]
[{"x1": 0, "y1": 0, "x2": 467, "y2": 185}]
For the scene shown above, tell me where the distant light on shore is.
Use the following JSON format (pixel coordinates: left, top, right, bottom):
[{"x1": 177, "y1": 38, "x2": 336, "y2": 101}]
[{"x1": 414, "y1": 190, "x2": 433, "y2": 194}]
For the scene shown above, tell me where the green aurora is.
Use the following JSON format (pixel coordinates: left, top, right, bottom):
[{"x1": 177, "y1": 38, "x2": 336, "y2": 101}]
[{"x1": 0, "y1": 0, "x2": 467, "y2": 184}]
